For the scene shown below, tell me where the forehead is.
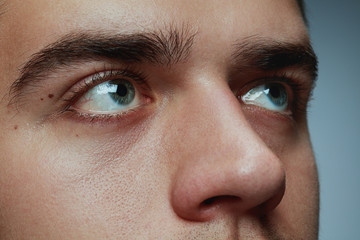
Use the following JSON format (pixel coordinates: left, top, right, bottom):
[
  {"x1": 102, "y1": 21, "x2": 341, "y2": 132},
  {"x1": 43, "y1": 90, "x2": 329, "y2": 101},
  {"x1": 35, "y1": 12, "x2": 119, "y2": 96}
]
[{"x1": 2, "y1": 0, "x2": 307, "y2": 44}]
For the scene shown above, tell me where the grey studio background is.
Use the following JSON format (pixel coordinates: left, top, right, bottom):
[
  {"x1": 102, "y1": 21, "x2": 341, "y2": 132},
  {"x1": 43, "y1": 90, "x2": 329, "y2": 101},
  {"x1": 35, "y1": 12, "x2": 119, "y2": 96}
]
[{"x1": 305, "y1": 0, "x2": 360, "y2": 239}]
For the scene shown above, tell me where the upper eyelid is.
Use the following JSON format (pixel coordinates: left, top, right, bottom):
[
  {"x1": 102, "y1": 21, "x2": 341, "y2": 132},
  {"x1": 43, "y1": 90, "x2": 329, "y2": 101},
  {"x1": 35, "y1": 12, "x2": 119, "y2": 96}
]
[
  {"x1": 10, "y1": 59, "x2": 149, "y2": 108},
  {"x1": 41, "y1": 69, "x2": 153, "y2": 125},
  {"x1": 237, "y1": 74, "x2": 302, "y2": 95},
  {"x1": 9, "y1": 59, "x2": 148, "y2": 108},
  {"x1": 83, "y1": 69, "x2": 148, "y2": 90}
]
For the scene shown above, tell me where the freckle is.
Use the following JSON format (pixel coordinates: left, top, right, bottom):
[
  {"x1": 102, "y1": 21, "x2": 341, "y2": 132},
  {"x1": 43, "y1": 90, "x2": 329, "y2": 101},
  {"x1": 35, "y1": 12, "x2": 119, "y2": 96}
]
[
  {"x1": 14, "y1": 125, "x2": 18, "y2": 130},
  {"x1": 76, "y1": 134, "x2": 79, "y2": 137},
  {"x1": 40, "y1": 98, "x2": 44, "y2": 101},
  {"x1": 48, "y1": 94, "x2": 54, "y2": 99}
]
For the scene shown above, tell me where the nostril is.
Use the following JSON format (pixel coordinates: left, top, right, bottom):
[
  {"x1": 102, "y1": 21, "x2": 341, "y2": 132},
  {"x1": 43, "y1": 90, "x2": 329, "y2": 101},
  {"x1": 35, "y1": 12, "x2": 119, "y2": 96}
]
[
  {"x1": 201, "y1": 195, "x2": 241, "y2": 207},
  {"x1": 202, "y1": 197, "x2": 217, "y2": 206}
]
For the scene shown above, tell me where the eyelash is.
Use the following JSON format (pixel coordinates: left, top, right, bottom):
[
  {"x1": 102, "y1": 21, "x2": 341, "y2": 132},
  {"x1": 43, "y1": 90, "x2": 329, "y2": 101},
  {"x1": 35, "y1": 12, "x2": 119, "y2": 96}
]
[
  {"x1": 238, "y1": 73, "x2": 309, "y2": 117},
  {"x1": 60, "y1": 67, "x2": 151, "y2": 123}
]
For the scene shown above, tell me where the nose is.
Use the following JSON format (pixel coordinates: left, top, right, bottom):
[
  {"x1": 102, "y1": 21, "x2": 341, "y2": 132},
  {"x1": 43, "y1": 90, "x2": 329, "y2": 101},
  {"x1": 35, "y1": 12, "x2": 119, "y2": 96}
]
[{"x1": 170, "y1": 82, "x2": 286, "y2": 222}]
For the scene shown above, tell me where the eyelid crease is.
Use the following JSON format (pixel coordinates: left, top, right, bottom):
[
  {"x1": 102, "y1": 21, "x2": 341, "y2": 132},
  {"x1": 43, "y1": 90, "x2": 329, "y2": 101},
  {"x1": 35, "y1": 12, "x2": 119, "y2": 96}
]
[{"x1": 83, "y1": 68, "x2": 148, "y2": 89}]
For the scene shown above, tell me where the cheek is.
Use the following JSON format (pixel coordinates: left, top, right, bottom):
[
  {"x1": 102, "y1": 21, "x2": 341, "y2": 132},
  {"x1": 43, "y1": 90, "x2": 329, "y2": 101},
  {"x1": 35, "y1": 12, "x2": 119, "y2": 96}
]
[
  {"x1": 55, "y1": 131, "x2": 174, "y2": 236},
  {"x1": 265, "y1": 130, "x2": 319, "y2": 238},
  {"x1": 275, "y1": 147, "x2": 319, "y2": 238},
  {"x1": 0, "y1": 124, "x2": 168, "y2": 237},
  {"x1": 242, "y1": 106, "x2": 298, "y2": 155},
  {"x1": 0, "y1": 138, "x2": 80, "y2": 236},
  {"x1": 243, "y1": 107, "x2": 319, "y2": 236}
]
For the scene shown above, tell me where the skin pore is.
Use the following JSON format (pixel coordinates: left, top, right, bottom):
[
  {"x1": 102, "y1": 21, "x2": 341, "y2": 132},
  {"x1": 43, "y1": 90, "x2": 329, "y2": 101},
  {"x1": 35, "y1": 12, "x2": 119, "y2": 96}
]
[{"x1": 0, "y1": 0, "x2": 319, "y2": 239}]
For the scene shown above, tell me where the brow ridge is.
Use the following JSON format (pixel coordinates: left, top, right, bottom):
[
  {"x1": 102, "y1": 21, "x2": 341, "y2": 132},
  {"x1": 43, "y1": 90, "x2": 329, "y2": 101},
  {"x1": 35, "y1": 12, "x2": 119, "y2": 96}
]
[
  {"x1": 9, "y1": 27, "x2": 196, "y2": 105},
  {"x1": 232, "y1": 36, "x2": 318, "y2": 80}
]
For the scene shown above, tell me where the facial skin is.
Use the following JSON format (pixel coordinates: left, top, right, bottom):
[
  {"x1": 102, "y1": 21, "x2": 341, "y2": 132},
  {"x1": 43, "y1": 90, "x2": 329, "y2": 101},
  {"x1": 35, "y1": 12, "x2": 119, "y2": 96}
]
[{"x1": 0, "y1": 0, "x2": 319, "y2": 239}]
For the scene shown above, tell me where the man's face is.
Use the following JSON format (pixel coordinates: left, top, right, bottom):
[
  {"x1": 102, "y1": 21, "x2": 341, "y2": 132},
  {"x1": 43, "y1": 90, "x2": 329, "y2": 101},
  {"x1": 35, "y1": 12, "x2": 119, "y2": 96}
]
[{"x1": 0, "y1": 0, "x2": 319, "y2": 239}]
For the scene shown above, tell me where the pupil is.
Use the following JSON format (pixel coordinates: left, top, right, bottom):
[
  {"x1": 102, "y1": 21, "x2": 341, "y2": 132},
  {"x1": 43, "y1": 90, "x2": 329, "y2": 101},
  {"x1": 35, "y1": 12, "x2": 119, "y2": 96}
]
[
  {"x1": 108, "y1": 79, "x2": 135, "y2": 105},
  {"x1": 116, "y1": 84, "x2": 128, "y2": 97},
  {"x1": 269, "y1": 86, "x2": 280, "y2": 98}
]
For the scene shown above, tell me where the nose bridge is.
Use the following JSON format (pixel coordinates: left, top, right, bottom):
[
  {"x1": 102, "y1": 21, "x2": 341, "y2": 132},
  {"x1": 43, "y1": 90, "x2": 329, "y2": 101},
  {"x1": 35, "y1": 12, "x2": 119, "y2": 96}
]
[
  {"x1": 169, "y1": 81, "x2": 286, "y2": 221},
  {"x1": 172, "y1": 81, "x2": 256, "y2": 161}
]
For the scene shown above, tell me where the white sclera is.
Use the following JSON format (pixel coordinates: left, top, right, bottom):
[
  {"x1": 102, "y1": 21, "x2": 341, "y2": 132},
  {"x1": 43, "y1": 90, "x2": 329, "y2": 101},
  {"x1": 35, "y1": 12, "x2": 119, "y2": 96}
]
[
  {"x1": 241, "y1": 84, "x2": 288, "y2": 112},
  {"x1": 75, "y1": 80, "x2": 139, "y2": 113}
]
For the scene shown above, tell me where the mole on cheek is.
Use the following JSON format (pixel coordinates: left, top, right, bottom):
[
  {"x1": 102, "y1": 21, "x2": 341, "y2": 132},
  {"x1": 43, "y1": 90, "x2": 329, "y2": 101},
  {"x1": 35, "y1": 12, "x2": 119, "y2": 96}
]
[
  {"x1": 48, "y1": 94, "x2": 54, "y2": 99},
  {"x1": 40, "y1": 98, "x2": 44, "y2": 101},
  {"x1": 14, "y1": 125, "x2": 18, "y2": 130}
]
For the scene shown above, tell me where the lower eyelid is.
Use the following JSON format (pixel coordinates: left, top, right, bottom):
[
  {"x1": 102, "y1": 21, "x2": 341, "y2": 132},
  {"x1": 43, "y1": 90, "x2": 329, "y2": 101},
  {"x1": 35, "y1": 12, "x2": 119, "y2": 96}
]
[
  {"x1": 241, "y1": 104, "x2": 294, "y2": 123},
  {"x1": 59, "y1": 103, "x2": 152, "y2": 126},
  {"x1": 70, "y1": 88, "x2": 153, "y2": 114}
]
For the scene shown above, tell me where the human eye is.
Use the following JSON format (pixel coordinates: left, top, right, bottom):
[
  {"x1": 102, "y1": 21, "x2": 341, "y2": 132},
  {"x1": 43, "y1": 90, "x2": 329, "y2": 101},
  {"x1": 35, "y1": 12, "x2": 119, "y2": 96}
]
[
  {"x1": 62, "y1": 69, "x2": 152, "y2": 122},
  {"x1": 241, "y1": 83, "x2": 288, "y2": 112},
  {"x1": 74, "y1": 77, "x2": 139, "y2": 113}
]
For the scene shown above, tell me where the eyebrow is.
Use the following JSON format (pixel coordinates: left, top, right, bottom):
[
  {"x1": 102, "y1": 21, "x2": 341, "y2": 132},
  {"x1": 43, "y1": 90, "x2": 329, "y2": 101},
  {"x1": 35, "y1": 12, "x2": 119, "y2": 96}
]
[
  {"x1": 232, "y1": 36, "x2": 318, "y2": 80},
  {"x1": 10, "y1": 27, "x2": 196, "y2": 103}
]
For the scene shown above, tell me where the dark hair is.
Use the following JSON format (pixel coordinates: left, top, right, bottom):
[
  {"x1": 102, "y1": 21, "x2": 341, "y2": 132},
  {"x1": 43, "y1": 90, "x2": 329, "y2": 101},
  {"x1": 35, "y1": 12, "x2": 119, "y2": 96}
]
[{"x1": 296, "y1": 0, "x2": 308, "y2": 25}]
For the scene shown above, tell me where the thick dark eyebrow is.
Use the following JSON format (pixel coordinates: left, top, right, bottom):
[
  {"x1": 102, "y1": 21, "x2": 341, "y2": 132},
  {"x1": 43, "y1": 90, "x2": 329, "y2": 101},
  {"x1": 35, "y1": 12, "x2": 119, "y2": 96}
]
[
  {"x1": 232, "y1": 36, "x2": 318, "y2": 81},
  {"x1": 9, "y1": 27, "x2": 196, "y2": 103}
]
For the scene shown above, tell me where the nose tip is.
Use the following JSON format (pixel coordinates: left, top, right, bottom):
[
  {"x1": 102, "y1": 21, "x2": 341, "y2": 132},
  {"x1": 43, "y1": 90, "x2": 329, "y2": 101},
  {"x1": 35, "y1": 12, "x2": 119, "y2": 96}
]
[
  {"x1": 171, "y1": 151, "x2": 286, "y2": 222},
  {"x1": 167, "y1": 82, "x2": 287, "y2": 222}
]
